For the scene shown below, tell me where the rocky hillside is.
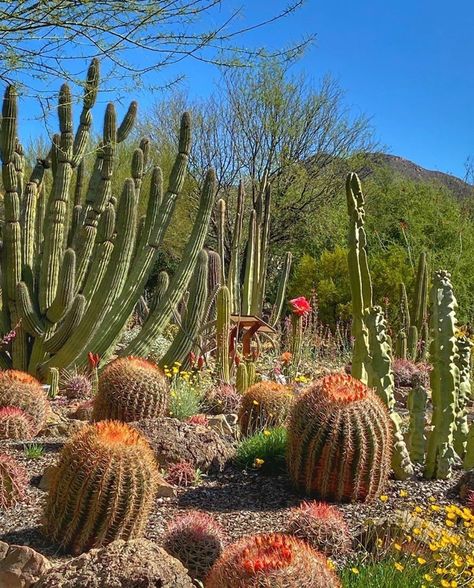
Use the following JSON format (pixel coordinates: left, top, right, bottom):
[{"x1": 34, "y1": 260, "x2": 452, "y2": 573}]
[{"x1": 362, "y1": 153, "x2": 474, "y2": 200}]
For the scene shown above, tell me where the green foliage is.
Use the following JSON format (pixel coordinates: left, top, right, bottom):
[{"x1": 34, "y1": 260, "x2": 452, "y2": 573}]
[
  {"x1": 290, "y1": 169, "x2": 474, "y2": 327},
  {"x1": 168, "y1": 376, "x2": 203, "y2": 421},
  {"x1": 23, "y1": 442, "x2": 44, "y2": 459},
  {"x1": 235, "y1": 427, "x2": 287, "y2": 475},
  {"x1": 340, "y1": 559, "x2": 425, "y2": 587}
]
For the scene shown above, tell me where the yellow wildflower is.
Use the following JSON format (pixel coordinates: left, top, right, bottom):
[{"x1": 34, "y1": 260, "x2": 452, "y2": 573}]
[{"x1": 379, "y1": 495, "x2": 389, "y2": 502}]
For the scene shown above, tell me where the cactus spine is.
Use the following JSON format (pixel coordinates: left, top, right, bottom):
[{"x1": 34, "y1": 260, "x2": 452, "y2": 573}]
[
  {"x1": 366, "y1": 306, "x2": 413, "y2": 479},
  {"x1": 424, "y1": 271, "x2": 460, "y2": 479},
  {"x1": 0, "y1": 62, "x2": 215, "y2": 379},
  {"x1": 216, "y1": 285, "x2": 231, "y2": 384},
  {"x1": 454, "y1": 336, "x2": 473, "y2": 458},
  {"x1": 346, "y1": 173, "x2": 372, "y2": 383}
]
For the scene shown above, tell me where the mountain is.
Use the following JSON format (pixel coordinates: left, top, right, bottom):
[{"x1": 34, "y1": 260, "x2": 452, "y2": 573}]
[{"x1": 360, "y1": 153, "x2": 474, "y2": 200}]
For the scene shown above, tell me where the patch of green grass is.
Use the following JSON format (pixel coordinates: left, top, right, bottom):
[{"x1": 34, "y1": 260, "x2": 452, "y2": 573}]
[
  {"x1": 23, "y1": 443, "x2": 44, "y2": 459},
  {"x1": 235, "y1": 426, "x2": 287, "y2": 474},
  {"x1": 340, "y1": 559, "x2": 427, "y2": 587}
]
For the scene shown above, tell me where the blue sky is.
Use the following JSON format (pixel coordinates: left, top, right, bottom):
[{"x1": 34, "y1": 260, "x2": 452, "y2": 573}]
[{"x1": 16, "y1": 1, "x2": 474, "y2": 179}]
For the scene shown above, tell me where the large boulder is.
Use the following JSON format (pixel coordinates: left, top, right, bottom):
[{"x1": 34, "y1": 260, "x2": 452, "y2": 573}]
[
  {"x1": 0, "y1": 541, "x2": 51, "y2": 588},
  {"x1": 131, "y1": 417, "x2": 233, "y2": 473},
  {"x1": 33, "y1": 539, "x2": 193, "y2": 587}
]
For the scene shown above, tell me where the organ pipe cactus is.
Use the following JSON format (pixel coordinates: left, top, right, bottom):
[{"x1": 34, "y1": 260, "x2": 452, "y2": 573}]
[
  {"x1": 216, "y1": 285, "x2": 231, "y2": 384},
  {"x1": 454, "y1": 335, "x2": 473, "y2": 458},
  {"x1": 223, "y1": 179, "x2": 291, "y2": 319},
  {"x1": 236, "y1": 362, "x2": 248, "y2": 395},
  {"x1": 159, "y1": 250, "x2": 208, "y2": 368},
  {"x1": 424, "y1": 271, "x2": 460, "y2": 480},
  {"x1": 0, "y1": 60, "x2": 215, "y2": 379},
  {"x1": 346, "y1": 173, "x2": 372, "y2": 383},
  {"x1": 365, "y1": 306, "x2": 414, "y2": 479}
]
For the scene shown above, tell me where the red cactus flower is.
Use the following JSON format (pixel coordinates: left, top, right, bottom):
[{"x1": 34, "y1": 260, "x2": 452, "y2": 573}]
[
  {"x1": 289, "y1": 297, "x2": 312, "y2": 317},
  {"x1": 197, "y1": 355, "x2": 205, "y2": 370},
  {"x1": 188, "y1": 351, "x2": 196, "y2": 367},
  {"x1": 87, "y1": 352, "x2": 100, "y2": 369}
]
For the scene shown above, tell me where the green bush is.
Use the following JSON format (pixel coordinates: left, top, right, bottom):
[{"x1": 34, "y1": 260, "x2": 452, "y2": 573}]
[
  {"x1": 235, "y1": 427, "x2": 287, "y2": 475},
  {"x1": 340, "y1": 559, "x2": 426, "y2": 587}
]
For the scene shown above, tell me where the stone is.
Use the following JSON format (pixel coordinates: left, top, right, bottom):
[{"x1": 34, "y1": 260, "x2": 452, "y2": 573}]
[
  {"x1": 207, "y1": 414, "x2": 234, "y2": 436},
  {"x1": 449, "y1": 469, "x2": 474, "y2": 501},
  {"x1": 40, "y1": 415, "x2": 87, "y2": 438},
  {"x1": 131, "y1": 417, "x2": 233, "y2": 473},
  {"x1": 156, "y1": 474, "x2": 177, "y2": 498},
  {"x1": 34, "y1": 539, "x2": 193, "y2": 587},
  {"x1": 0, "y1": 541, "x2": 50, "y2": 588},
  {"x1": 38, "y1": 465, "x2": 58, "y2": 492}
]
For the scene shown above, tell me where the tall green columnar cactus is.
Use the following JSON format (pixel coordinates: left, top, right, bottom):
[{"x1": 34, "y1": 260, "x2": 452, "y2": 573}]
[
  {"x1": 159, "y1": 250, "x2": 208, "y2": 368},
  {"x1": 454, "y1": 336, "x2": 473, "y2": 458},
  {"x1": 407, "y1": 325, "x2": 418, "y2": 361},
  {"x1": 216, "y1": 285, "x2": 231, "y2": 384},
  {"x1": 0, "y1": 60, "x2": 215, "y2": 380},
  {"x1": 424, "y1": 271, "x2": 460, "y2": 480},
  {"x1": 236, "y1": 362, "x2": 248, "y2": 395},
  {"x1": 406, "y1": 383, "x2": 428, "y2": 464},
  {"x1": 346, "y1": 173, "x2": 372, "y2": 384},
  {"x1": 366, "y1": 306, "x2": 414, "y2": 479},
  {"x1": 412, "y1": 252, "x2": 429, "y2": 332},
  {"x1": 270, "y1": 251, "x2": 292, "y2": 327},
  {"x1": 241, "y1": 211, "x2": 256, "y2": 316},
  {"x1": 396, "y1": 331, "x2": 407, "y2": 360},
  {"x1": 464, "y1": 427, "x2": 474, "y2": 470},
  {"x1": 399, "y1": 282, "x2": 411, "y2": 332},
  {"x1": 217, "y1": 199, "x2": 226, "y2": 285},
  {"x1": 227, "y1": 181, "x2": 244, "y2": 314}
]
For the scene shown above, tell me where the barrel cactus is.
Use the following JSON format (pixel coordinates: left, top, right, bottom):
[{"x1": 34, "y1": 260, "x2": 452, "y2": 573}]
[
  {"x1": 206, "y1": 533, "x2": 340, "y2": 588},
  {"x1": 92, "y1": 357, "x2": 169, "y2": 422},
  {"x1": 287, "y1": 374, "x2": 391, "y2": 502},
  {"x1": 287, "y1": 501, "x2": 352, "y2": 557},
  {"x1": 163, "y1": 511, "x2": 226, "y2": 580},
  {"x1": 0, "y1": 370, "x2": 49, "y2": 435},
  {"x1": 238, "y1": 381, "x2": 294, "y2": 436},
  {"x1": 0, "y1": 452, "x2": 27, "y2": 509},
  {"x1": 60, "y1": 369, "x2": 93, "y2": 399},
  {"x1": 0, "y1": 406, "x2": 34, "y2": 439},
  {"x1": 203, "y1": 383, "x2": 241, "y2": 415},
  {"x1": 43, "y1": 420, "x2": 159, "y2": 554}
]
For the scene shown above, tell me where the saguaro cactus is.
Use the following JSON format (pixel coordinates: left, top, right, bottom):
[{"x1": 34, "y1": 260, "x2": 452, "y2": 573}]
[
  {"x1": 346, "y1": 173, "x2": 372, "y2": 383},
  {"x1": 424, "y1": 271, "x2": 460, "y2": 480},
  {"x1": 0, "y1": 61, "x2": 215, "y2": 379}
]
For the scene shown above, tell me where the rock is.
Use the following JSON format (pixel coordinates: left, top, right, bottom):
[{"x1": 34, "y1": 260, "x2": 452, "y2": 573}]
[
  {"x1": 38, "y1": 465, "x2": 58, "y2": 492},
  {"x1": 40, "y1": 415, "x2": 87, "y2": 438},
  {"x1": 226, "y1": 413, "x2": 238, "y2": 426},
  {"x1": 0, "y1": 541, "x2": 50, "y2": 588},
  {"x1": 156, "y1": 474, "x2": 177, "y2": 498},
  {"x1": 68, "y1": 400, "x2": 94, "y2": 421},
  {"x1": 131, "y1": 417, "x2": 233, "y2": 474},
  {"x1": 449, "y1": 469, "x2": 474, "y2": 501},
  {"x1": 34, "y1": 539, "x2": 193, "y2": 587},
  {"x1": 207, "y1": 414, "x2": 234, "y2": 436}
]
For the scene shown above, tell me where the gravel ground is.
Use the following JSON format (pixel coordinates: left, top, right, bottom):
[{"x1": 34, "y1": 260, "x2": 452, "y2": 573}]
[{"x1": 0, "y1": 432, "x2": 464, "y2": 566}]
